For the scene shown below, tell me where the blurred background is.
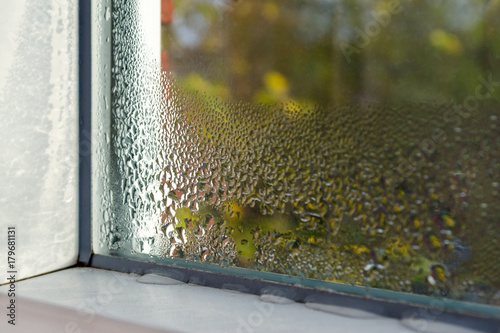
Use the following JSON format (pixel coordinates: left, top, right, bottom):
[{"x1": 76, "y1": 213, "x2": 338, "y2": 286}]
[{"x1": 162, "y1": 0, "x2": 500, "y2": 105}]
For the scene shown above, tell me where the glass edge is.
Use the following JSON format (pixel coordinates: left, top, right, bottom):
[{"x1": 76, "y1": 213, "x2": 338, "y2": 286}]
[{"x1": 89, "y1": 0, "x2": 113, "y2": 261}]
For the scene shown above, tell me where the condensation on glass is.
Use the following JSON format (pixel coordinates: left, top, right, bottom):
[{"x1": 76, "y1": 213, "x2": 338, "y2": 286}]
[{"x1": 95, "y1": 0, "x2": 500, "y2": 306}]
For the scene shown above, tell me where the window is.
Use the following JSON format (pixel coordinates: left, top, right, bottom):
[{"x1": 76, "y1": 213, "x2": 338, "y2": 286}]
[{"x1": 90, "y1": 0, "x2": 500, "y2": 328}]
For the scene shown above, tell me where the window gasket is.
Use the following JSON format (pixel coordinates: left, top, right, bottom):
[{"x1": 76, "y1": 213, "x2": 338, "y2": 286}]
[{"x1": 78, "y1": 0, "x2": 92, "y2": 266}]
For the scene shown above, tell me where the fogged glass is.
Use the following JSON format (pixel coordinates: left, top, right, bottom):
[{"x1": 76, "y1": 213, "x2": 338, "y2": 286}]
[{"x1": 95, "y1": 0, "x2": 500, "y2": 305}]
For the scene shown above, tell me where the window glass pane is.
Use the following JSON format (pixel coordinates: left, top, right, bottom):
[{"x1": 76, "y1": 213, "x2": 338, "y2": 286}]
[{"x1": 95, "y1": 0, "x2": 500, "y2": 307}]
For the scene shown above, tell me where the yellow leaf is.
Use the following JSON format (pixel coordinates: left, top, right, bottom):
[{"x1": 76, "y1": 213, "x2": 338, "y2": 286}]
[
  {"x1": 264, "y1": 71, "x2": 289, "y2": 97},
  {"x1": 429, "y1": 29, "x2": 463, "y2": 56},
  {"x1": 350, "y1": 245, "x2": 370, "y2": 255},
  {"x1": 435, "y1": 267, "x2": 446, "y2": 282},
  {"x1": 430, "y1": 235, "x2": 441, "y2": 248},
  {"x1": 443, "y1": 215, "x2": 455, "y2": 227}
]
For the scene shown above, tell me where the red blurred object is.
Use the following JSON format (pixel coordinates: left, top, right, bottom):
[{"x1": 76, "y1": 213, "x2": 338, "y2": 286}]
[
  {"x1": 161, "y1": 0, "x2": 173, "y2": 72},
  {"x1": 161, "y1": 50, "x2": 169, "y2": 72},
  {"x1": 162, "y1": 0, "x2": 174, "y2": 24}
]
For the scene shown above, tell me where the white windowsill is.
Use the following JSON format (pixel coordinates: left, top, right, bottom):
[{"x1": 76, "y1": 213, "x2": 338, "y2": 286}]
[{"x1": 0, "y1": 267, "x2": 480, "y2": 333}]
